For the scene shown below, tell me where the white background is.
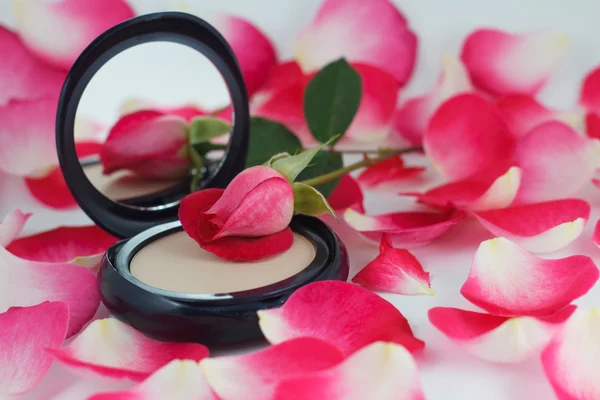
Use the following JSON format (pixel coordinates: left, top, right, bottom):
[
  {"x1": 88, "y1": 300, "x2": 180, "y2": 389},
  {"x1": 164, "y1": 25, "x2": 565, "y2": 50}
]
[{"x1": 1, "y1": 0, "x2": 600, "y2": 399}]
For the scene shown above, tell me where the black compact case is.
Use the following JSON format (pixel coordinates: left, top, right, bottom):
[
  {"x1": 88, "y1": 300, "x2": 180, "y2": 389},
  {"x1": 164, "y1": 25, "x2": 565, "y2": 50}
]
[{"x1": 56, "y1": 12, "x2": 349, "y2": 345}]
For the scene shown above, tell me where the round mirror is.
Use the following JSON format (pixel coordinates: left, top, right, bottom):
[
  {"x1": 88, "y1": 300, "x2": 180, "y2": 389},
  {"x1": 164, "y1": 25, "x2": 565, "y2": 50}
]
[{"x1": 75, "y1": 41, "x2": 232, "y2": 209}]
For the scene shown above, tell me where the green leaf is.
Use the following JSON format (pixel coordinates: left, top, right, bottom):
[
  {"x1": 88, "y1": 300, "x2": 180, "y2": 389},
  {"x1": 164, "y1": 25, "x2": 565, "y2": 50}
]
[
  {"x1": 296, "y1": 151, "x2": 343, "y2": 198},
  {"x1": 303, "y1": 58, "x2": 362, "y2": 144},
  {"x1": 292, "y1": 182, "x2": 337, "y2": 220},
  {"x1": 189, "y1": 116, "x2": 231, "y2": 144},
  {"x1": 270, "y1": 136, "x2": 337, "y2": 183},
  {"x1": 246, "y1": 117, "x2": 303, "y2": 167}
]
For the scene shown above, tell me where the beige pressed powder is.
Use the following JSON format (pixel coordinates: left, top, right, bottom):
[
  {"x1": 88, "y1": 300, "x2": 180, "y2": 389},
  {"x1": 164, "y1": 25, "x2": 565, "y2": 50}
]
[
  {"x1": 83, "y1": 163, "x2": 182, "y2": 201},
  {"x1": 130, "y1": 232, "x2": 316, "y2": 293}
]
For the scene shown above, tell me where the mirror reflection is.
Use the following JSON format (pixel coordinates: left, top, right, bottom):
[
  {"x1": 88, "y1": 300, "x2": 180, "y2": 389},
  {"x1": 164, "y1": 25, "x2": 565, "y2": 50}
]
[{"x1": 76, "y1": 41, "x2": 232, "y2": 208}]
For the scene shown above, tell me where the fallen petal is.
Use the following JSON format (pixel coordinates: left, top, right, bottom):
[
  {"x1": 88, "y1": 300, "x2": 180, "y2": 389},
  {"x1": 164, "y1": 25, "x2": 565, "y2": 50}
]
[
  {"x1": 89, "y1": 359, "x2": 217, "y2": 400},
  {"x1": 13, "y1": 0, "x2": 134, "y2": 71},
  {"x1": 200, "y1": 228, "x2": 294, "y2": 262},
  {"x1": 0, "y1": 209, "x2": 31, "y2": 246},
  {"x1": 48, "y1": 318, "x2": 209, "y2": 381},
  {"x1": 514, "y1": 121, "x2": 600, "y2": 203},
  {"x1": 327, "y1": 174, "x2": 364, "y2": 211},
  {"x1": 471, "y1": 199, "x2": 590, "y2": 253},
  {"x1": 258, "y1": 280, "x2": 425, "y2": 356},
  {"x1": 579, "y1": 65, "x2": 600, "y2": 113},
  {"x1": 357, "y1": 156, "x2": 425, "y2": 191},
  {"x1": 0, "y1": 302, "x2": 69, "y2": 396},
  {"x1": 423, "y1": 93, "x2": 516, "y2": 179},
  {"x1": 461, "y1": 237, "x2": 598, "y2": 317},
  {"x1": 542, "y1": 307, "x2": 600, "y2": 400},
  {"x1": 461, "y1": 29, "x2": 569, "y2": 96},
  {"x1": 201, "y1": 338, "x2": 344, "y2": 400},
  {"x1": 274, "y1": 342, "x2": 425, "y2": 400},
  {"x1": 429, "y1": 306, "x2": 575, "y2": 363},
  {"x1": 594, "y1": 219, "x2": 600, "y2": 248}
]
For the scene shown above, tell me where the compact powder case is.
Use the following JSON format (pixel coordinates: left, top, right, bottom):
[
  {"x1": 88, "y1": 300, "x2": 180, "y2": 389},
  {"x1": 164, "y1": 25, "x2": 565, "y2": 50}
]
[{"x1": 56, "y1": 12, "x2": 349, "y2": 345}]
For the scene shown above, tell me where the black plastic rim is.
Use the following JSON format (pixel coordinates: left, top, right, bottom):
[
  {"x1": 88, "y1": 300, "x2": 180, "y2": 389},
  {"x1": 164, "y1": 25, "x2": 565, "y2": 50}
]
[{"x1": 56, "y1": 12, "x2": 250, "y2": 238}]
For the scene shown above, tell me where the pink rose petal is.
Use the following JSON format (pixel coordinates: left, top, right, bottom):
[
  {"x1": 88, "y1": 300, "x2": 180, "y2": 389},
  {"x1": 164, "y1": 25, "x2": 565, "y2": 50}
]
[
  {"x1": 0, "y1": 209, "x2": 31, "y2": 246},
  {"x1": 461, "y1": 237, "x2": 598, "y2": 317},
  {"x1": 357, "y1": 156, "x2": 425, "y2": 191},
  {"x1": 542, "y1": 307, "x2": 600, "y2": 400},
  {"x1": 429, "y1": 306, "x2": 575, "y2": 363},
  {"x1": 353, "y1": 234, "x2": 433, "y2": 296},
  {"x1": 461, "y1": 28, "x2": 569, "y2": 96},
  {"x1": 0, "y1": 302, "x2": 69, "y2": 397},
  {"x1": 514, "y1": 121, "x2": 600, "y2": 203},
  {"x1": 13, "y1": 0, "x2": 135, "y2": 71},
  {"x1": 48, "y1": 318, "x2": 209, "y2": 382},
  {"x1": 471, "y1": 199, "x2": 590, "y2": 253},
  {"x1": 201, "y1": 338, "x2": 344, "y2": 400},
  {"x1": 89, "y1": 360, "x2": 217, "y2": 400},
  {"x1": 274, "y1": 342, "x2": 425, "y2": 400},
  {"x1": 294, "y1": 0, "x2": 417, "y2": 86},
  {"x1": 344, "y1": 206, "x2": 465, "y2": 247},
  {"x1": 594, "y1": 219, "x2": 600, "y2": 248},
  {"x1": 258, "y1": 281, "x2": 425, "y2": 356},
  {"x1": 585, "y1": 112, "x2": 600, "y2": 140},
  {"x1": 424, "y1": 93, "x2": 516, "y2": 179},
  {"x1": 327, "y1": 174, "x2": 364, "y2": 211},
  {"x1": 579, "y1": 65, "x2": 600, "y2": 113},
  {"x1": 0, "y1": 26, "x2": 65, "y2": 105}
]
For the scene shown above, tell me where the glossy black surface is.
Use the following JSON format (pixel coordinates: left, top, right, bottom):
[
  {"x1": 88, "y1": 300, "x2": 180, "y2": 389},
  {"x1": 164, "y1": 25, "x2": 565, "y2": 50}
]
[
  {"x1": 98, "y1": 215, "x2": 349, "y2": 345},
  {"x1": 56, "y1": 12, "x2": 250, "y2": 238}
]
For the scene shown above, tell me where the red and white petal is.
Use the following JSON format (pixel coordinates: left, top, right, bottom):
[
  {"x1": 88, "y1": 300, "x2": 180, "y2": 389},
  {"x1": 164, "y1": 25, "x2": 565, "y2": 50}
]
[
  {"x1": 258, "y1": 281, "x2": 424, "y2": 356},
  {"x1": 0, "y1": 302, "x2": 69, "y2": 397},
  {"x1": 585, "y1": 112, "x2": 600, "y2": 140},
  {"x1": 0, "y1": 246, "x2": 99, "y2": 337},
  {"x1": 461, "y1": 29, "x2": 569, "y2": 96},
  {"x1": 357, "y1": 156, "x2": 425, "y2": 191},
  {"x1": 0, "y1": 97, "x2": 59, "y2": 176},
  {"x1": 13, "y1": 0, "x2": 135, "y2": 71},
  {"x1": 274, "y1": 342, "x2": 425, "y2": 400},
  {"x1": 0, "y1": 27, "x2": 65, "y2": 105},
  {"x1": 594, "y1": 219, "x2": 600, "y2": 248},
  {"x1": 344, "y1": 206, "x2": 465, "y2": 247},
  {"x1": 0, "y1": 209, "x2": 31, "y2": 246},
  {"x1": 48, "y1": 318, "x2": 209, "y2": 381},
  {"x1": 579, "y1": 66, "x2": 600, "y2": 113},
  {"x1": 471, "y1": 199, "x2": 590, "y2": 253},
  {"x1": 424, "y1": 93, "x2": 515, "y2": 179},
  {"x1": 327, "y1": 174, "x2": 364, "y2": 211},
  {"x1": 514, "y1": 121, "x2": 600, "y2": 203},
  {"x1": 294, "y1": 0, "x2": 417, "y2": 86},
  {"x1": 542, "y1": 307, "x2": 600, "y2": 400},
  {"x1": 496, "y1": 94, "x2": 583, "y2": 139},
  {"x1": 209, "y1": 14, "x2": 277, "y2": 97},
  {"x1": 89, "y1": 360, "x2": 217, "y2": 400},
  {"x1": 353, "y1": 235, "x2": 433, "y2": 295},
  {"x1": 393, "y1": 54, "x2": 473, "y2": 145},
  {"x1": 429, "y1": 306, "x2": 575, "y2": 363},
  {"x1": 461, "y1": 237, "x2": 598, "y2": 317},
  {"x1": 251, "y1": 62, "x2": 307, "y2": 111},
  {"x1": 201, "y1": 338, "x2": 343, "y2": 400}
]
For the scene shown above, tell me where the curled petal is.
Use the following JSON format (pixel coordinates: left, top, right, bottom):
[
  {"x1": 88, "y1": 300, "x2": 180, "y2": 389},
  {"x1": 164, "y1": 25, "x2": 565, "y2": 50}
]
[
  {"x1": 0, "y1": 302, "x2": 69, "y2": 397},
  {"x1": 424, "y1": 94, "x2": 515, "y2": 179},
  {"x1": 201, "y1": 338, "x2": 343, "y2": 400},
  {"x1": 357, "y1": 156, "x2": 425, "y2": 191},
  {"x1": 353, "y1": 235, "x2": 433, "y2": 296},
  {"x1": 327, "y1": 174, "x2": 364, "y2": 211},
  {"x1": 429, "y1": 306, "x2": 576, "y2": 363},
  {"x1": 579, "y1": 65, "x2": 600, "y2": 113},
  {"x1": 344, "y1": 206, "x2": 465, "y2": 247},
  {"x1": 594, "y1": 219, "x2": 600, "y2": 248},
  {"x1": 514, "y1": 121, "x2": 600, "y2": 203},
  {"x1": 471, "y1": 199, "x2": 590, "y2": 253},
  {"x1": 274, "y1": 342, "x2": 425, "y2": 400},
  {"x1": 294, "y1": 0, "x2": 417, "y2": 86},
  {"x1": 258, "y1": 280, "x2": 425, "y2": 356},
  {"x1": 461, "y1": 29, "x2": 569, "y2": 96},
  {"x1": 542, "y1": 307, "x2": 600, "y2": 400},
  {"x1": 0, "y1": 209, "x2": 31, "y2": 246},
  {"x1": 13, "y1": 0, "x2": 135, "y2": 71},
  {"x1": 461, "y1": 237, "x2": 598, "y2": 317},
  {"x1": 0, "y1": 246, "x2": 99, "y2": 337},
  {"x1": 496, "y1": 94, "x2": 583, "y2": 139},
  {"x1": 89, "y1": 360, "x2": 217, "y2": 400},
  {"x1": 48, "y1": 318, "x2": 209, "y2": 381},
  {"x1": 0, "y1": 26, "x2": 65, "y2": 105}
]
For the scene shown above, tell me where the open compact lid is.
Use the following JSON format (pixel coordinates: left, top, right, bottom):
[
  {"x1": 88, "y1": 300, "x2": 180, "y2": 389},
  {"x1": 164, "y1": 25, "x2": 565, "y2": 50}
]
[{"x1": 56, "y1": 12, "x2": 250, "y2": 239}]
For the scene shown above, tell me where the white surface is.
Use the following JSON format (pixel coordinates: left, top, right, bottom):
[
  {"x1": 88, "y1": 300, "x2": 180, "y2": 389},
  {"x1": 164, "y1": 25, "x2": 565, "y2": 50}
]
[{"x1": 1, "y1": 0, "x2": 600, "y2": 399}]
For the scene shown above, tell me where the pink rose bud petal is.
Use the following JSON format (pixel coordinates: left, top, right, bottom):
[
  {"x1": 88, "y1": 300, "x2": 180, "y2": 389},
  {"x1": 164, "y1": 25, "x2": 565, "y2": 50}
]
[
  {"x1": 48, "y1": 318, "x2": 209, "y2": 381},
  {"x1": 258, "y1": 281, "x2": 425, "y2": 356},
  {"x1": 461, "y1": 237, "x2": 598, "y2": 317},
  {"x1": 429, "y1": 306, "x2": 576, "y2": 363},
  {"x1": 461, "y1": 28, "x2": 569, "y2": 96},
  {"x1": 471, "y1": 199, "x2": 590, "y2": 253}
]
